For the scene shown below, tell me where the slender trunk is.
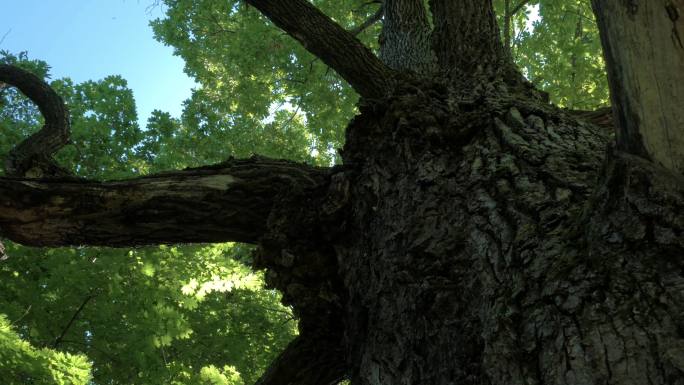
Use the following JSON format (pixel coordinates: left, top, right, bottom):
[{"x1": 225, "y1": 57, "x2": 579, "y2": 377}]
[{"x1": 504, "y1": 0, "x2": 512, "y2": 53}]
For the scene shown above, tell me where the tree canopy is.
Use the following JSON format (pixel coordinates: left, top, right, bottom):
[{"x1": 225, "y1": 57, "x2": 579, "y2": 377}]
[{"x1": 0, "y1": 1, "x2": 615, "y2": 383}]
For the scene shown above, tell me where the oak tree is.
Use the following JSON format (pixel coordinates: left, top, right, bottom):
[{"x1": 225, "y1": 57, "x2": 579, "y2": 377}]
[{"x1": 1, "y1": 1, "x2": 683, "y2": 384}]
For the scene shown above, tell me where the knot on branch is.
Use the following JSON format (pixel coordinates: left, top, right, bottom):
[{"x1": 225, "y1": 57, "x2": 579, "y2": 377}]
[{"x1": 0, "y1": 64, "x2": 72, "y2": 178}]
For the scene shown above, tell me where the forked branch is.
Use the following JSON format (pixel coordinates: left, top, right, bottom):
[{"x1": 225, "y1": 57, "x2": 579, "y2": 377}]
[{"x1": 245, "y1": 0, "x2": 394, "y2": 98}]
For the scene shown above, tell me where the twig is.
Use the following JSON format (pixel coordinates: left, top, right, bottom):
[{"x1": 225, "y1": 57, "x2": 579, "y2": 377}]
[
  {"x1": 0, "y1": 29, "x2": 11, "y2": 46},
  {"x1": 52, "y1": 294, "x2": 95, "y2": 348},
  {"x1": 350, "y1": 5, "x2": 384, "y2": 36}
]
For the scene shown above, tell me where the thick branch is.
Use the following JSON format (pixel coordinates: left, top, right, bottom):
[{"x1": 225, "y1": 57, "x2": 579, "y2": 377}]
[
  {"x1": 379, "y1": 0, "x2": 436, "y2": 74},
  {"x1": 245, "y1": 0, "x2": 394, "y2": 98},
  {"x1": 429, "y1": 0, "x2": 511, "y2": 77},
  {"x1": 255, "y1": 334, "x2": 346, "y2": 385},
  {"x1": 0, "y1": 64, "x2": 71, "y2": 177},
  {"x1": 0, "y1": 157, "x2": 329, "y2": 247}
]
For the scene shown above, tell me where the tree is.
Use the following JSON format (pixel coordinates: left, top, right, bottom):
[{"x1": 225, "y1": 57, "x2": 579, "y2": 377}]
[{"x1": 1, "y1": 1, "x2": 683, "y2": 384}]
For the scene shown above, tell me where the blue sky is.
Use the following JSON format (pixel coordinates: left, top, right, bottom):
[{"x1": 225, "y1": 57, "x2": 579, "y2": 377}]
[{"x1": 1, "y1": 0, "x2": 195, "y2": 128}]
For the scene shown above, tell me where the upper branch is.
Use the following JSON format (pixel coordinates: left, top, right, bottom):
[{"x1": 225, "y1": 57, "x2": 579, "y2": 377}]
[
  {"x1": 429, "y1": 0, "x2": 511, "y2": 78},
  {"x1": 379, "y1": 0, "x2": 436, "y2": 74},
  {"x1": 0, "y1": 64, "x2": 71, "y2": 177},
  {"x1": 0, "y1": 157, "x2": 329, "y2": 247},
  {"x1": 245, "y1": 0, "x2": 395, "y2": 99}
]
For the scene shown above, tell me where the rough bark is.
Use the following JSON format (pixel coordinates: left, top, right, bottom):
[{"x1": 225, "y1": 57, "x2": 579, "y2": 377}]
[
  {"x1": 338, "y1": 78, "x2": 684, "y2": 384},
  {"x1": 379, "y1": 0, "x2": 436, "y2": 74},
  {"x1": 0, "y1": 157, "x2": 329, "y2": 246},
  {"x1": 1, "y1": 1, "x2": 683, "y2": 385},
  {"x1": 592, "y1": 0, "x2": 684, "y2": 174},
  {"x1": 429, "y1": 0, "x2": 512, "y2": 78}
]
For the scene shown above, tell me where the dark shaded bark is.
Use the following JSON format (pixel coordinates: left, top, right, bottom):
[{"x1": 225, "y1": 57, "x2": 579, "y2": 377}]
[
  {"x1": 254, "y1": 335, "x2": 346, "y2": 385},
  {"x1": 338, "y1": 79, "x2": 684, "y2": 384},
  {"x1": 592, "y1": 0, "x2": 684, "y2": 174},
  {"x1": 429, "y1": 0, "x2": 512, "y2": 78},
  {"x1": 0, "y1": 157, "x2": 329, "y2": 246},
  {"x1": 379, "y1": 0, "x2": 436, "y2": 74},
  {"x1": 245, "y1": 0, "x2": 395, "y2": 99}
]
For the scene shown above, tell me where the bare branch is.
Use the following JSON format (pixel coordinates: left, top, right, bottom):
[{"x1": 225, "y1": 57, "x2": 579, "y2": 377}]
[
  {"x1": 0, "y1": 64, "x2": 71, "y2": 177},
  {"x1": 0, "y1": 157, "x2": 330, "y2": 247},
  {"x1": 0, "y1": 29, "x2": 10, "y2": 46},
  {"x1": 52, "y1": 294, "x2": 95, "y2": 348},
  {"x1": 245, "y1": 0, "x2": 394, "y2": 98}
]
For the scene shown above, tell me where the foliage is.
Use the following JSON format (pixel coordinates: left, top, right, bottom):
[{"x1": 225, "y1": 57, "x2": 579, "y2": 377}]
[
  {"x1": 150, "y1": 0, "x2": 382, "y2": 165},
  {"x1": 0, "y1": 52, "x2": 296, "y2": 385},
  {"x1": 493, "y1": 0, "x2": 609, "y2": 109},
  {"x1": 0, "y1": 315, "x2": 92, "y2": 385}
]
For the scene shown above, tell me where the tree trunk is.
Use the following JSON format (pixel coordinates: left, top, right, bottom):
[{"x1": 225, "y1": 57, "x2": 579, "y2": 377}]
[
  {"x1": 338, "y1": 87, "x2": 684, "y2": 384},
  {"x1": 1, "y1": 1, "x2": 683, "y2": 384},
  {"x1": 592, "y1": 0, "x2": 684, "y2": 174}
]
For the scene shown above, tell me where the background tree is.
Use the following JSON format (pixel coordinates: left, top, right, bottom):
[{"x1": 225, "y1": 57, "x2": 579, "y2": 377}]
[
  {"x1": 1, "y1": 1, "x2": 683, "y2": 384},
  {"x1": 0, "y1": 52, "x2": 296, "y2": 385}
]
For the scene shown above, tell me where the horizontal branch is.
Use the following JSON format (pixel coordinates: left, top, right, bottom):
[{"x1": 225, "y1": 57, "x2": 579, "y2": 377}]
[
  {"x1": 0, "y1": 64, "x2": 71, "y2": 177},
  {"x1": 567, "y1": 106, "x2": 614, "y2": 131},
  {"x1": 245, "y1": 0, "x2": 394, "y2": 98},
  {"x1": 0, "y1": 157, "x2": 329, "y2": 247}
]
